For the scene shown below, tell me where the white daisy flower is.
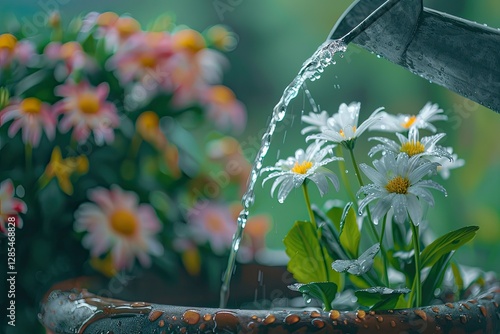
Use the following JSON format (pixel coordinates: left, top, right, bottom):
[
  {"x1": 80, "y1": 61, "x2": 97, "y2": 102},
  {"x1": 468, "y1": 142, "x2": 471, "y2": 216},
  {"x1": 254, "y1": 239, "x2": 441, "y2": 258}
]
[
  {"x1": 357, "y1": 152, "x2": 446, "y2": 226},
  {"x1": 306, "y1": 102, "x2": 383, "y2": 149},
  {"x1": 369, "y1": 102, "x2": 447, "y2": 133},
  {"x1": 430, "y1": 147, "x2": 465, "y2": 179},
  {"x1": 301, "y1": 110, "x2": 330, "y2": 135},
  {"x1": 368, "y1": 128, "x2": 453, "y2": 160},
  {"x1": 261, "y1": 141, "x2": 342, "y2": 203}
]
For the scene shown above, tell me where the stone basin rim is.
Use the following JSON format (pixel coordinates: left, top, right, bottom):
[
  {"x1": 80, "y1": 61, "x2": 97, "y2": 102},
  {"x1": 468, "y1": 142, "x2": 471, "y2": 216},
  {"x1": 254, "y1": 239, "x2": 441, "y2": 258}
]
[{"x1": 40, "y1": 283, "x2": 500, "y2": 334}]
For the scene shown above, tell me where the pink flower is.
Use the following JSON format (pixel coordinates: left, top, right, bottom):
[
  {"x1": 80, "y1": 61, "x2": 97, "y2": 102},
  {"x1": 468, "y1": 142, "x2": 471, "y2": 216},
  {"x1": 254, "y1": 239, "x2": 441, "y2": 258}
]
[
  {"x1": 202, "y1": 85, "x2": 246, "y2": 133},
  {"x1": 107, "y1": 31, "x2": 174, "y2": 89},
  {"x1": 54, "y1": 80, "x2": 119, "y2": 145},
  {"x1": 74, "y1": 185, "x2": 164, "y2": 270},
  {"x1": 0, "y1": 33, "x2": 36, "y2": 68},
  {"x1": 44, "y1": 42, "x2": 94, "y2": 79},
  {"x1": 83, "y1": 12, "x2": 142, "y2": 52},
  {"x1": 187, "y1": 202, "x2": 237, "y2": 255},
  {"x1": 0, "y1": 97, "x2": 56, "y2": 147},
  {"x1": 0, "y1": 179, "x2": 27, "y2": 233}
]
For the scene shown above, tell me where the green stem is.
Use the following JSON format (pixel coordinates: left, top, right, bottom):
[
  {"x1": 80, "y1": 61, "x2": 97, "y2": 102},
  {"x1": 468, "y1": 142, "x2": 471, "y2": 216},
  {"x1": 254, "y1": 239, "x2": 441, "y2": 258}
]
[
  {"x1": 335, "y1": 146, "x2": 356, "y2": 202},
  {"x1": 410, "y1": 222, "x2": 422, "y2": 307},
  {"x1": 348, "y1": 147, "x2": 393, "y2": 288},
  {"x1": 379, "y1": 214, "x2": 389, "y2": 287},
  {"x1": 25, "y1": 144, "x2": 32, "y2": 173},
  {"x1": 302, "y1": 183, "x2": 330, "y2": 282},
  {"x1": 347, "y1": 147, "x2": 380, "y2": 242},
  {"x1": 302, "y1": 183, "x2": 316, "y2": 226}
]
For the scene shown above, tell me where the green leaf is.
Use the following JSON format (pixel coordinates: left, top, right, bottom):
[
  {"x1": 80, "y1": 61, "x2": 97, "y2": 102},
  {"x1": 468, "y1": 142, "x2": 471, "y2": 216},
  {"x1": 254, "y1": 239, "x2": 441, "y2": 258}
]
[
  {"x1": 326, "y1": 206, "x2": 343, "y2": 231},
  {"x1": 355, "y1": 287, "x2": 410, "y2": 310},
  {"x1": 332, "y1": 243, "x2": 379, "y2": 275},
  {"x1": 284, "y1": 221, "x2": 340, "y2": 284},
  {"x1": 289, "y1": 282, "x2": 338, "y2": 311},
  {"x1": 421, "y1": 252, "x2": 454, "y2": 306},
  {"x1": 339, "y1": 204, "x2": 360, "y2": 258},
  {"x1": 451, "y1": 262, "x2": 464, "y2": 292},
  {"x1": 420, "y1": 226, "x2": 479, "y2": 268}
]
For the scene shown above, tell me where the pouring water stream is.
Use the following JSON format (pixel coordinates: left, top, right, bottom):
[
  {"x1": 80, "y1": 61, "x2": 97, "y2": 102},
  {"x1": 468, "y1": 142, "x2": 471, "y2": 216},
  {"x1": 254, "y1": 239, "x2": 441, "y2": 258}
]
[{"x1": 220, "y1": 39, "x2": 347, "y2": 308}]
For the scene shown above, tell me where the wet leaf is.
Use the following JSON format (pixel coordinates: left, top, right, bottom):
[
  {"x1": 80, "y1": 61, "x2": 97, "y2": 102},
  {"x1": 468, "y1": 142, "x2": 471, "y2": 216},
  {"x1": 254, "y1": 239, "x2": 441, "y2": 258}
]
[
  {"x1": 420, "y1": 226, "x2": 479, "y2": 268},
  {"x1": 339, "y1": 204, "x2": 360, "y2": 258},
  {"x1": 332, "y1": 243, "x2": 380, "y2": 275},
  {"x1": 422, "y1": 252, "x2": 454, "y2": 305},
  {"x1": 284, "y1": 221, "x2": 340, "y2": 284},
  {"x1": 289, "y1": 282, "x2": 338, "y2": 311},
  {"x1": 451, "y1": 262, "x2": 464, "y2": 292},
  {"x1": 355, "y1": 287, "x2": 410, "y2": 310}
]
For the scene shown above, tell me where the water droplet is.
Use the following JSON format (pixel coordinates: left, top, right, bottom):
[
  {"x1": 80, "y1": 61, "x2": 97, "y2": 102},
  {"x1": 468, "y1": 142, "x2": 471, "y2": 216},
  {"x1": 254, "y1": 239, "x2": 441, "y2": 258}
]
[
  {"x1": 479, "y1": 305, "x2": 488, "y2": 317},
  {"x1": 330, "y1": 310, "x2": 340, "y2": 320},
  {"x1": 310, "y1": 311, "x2": 321, "y2": 318},
  {"x1": 285, "y1": 314, "x2": 300, "y2": 325},
  {"x1": 345, "y1": 169, "x2": 349, "y2": 174},
  {"x1": 148, "y1": 310, "x2": 164, "y2": 322},
  {"x1": 263, "y1": 314, "x2": 276, "y2": 325},
  {"x1": 203, "y1": 313, "x2": 212, "y2": 322},
  {"x1": 311, "y1": 319, "x2": 325, "y2": 328},
  {"x1": 214, "y1": 311, "x2": 239, "y2": 332},
  {"x1": 182, "y1": 310, "x2": 201, "y2": 325}
]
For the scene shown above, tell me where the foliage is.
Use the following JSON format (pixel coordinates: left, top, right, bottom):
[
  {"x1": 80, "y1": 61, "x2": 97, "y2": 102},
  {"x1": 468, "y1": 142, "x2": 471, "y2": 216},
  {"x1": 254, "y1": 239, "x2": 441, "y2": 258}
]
[
  {"x1": 261, "y1": 100, "x2": 479, "y2": 311},
  {"x1": 0, "y1": 11, "x2": 270, "y2": 332}
]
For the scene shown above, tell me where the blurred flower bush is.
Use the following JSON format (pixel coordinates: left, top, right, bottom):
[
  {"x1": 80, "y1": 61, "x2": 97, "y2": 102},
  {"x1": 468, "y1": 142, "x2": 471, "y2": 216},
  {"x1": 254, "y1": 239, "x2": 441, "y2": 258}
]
[{"x1": 0, "y1": 10, "x2": 270, "y2": 324}]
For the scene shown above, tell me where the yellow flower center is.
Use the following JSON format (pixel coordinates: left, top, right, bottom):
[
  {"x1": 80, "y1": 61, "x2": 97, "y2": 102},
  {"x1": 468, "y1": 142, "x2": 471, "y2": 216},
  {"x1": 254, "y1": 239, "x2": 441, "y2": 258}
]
[
  {"x1": 173, "y1": 29, "x2": 206, "y2": 53},
  {"x1": 20, "y1": 97, "x2": 43, "y2": 115},
  {"x1": 137, "y1": 111, "x2": 159, "y2": 132},
  {"x1": 205, "y1": 211, "x2": 225, "y2": 232},
  {"x1": 60, "y1": 42, "x2": 81, "y2": 60},
  {"x1": 139, "y1": 54, "x2": 156, "y2": 68},
  {"x1": 75, "y1": 156, "x2": 89, "y2": 174},
  {"x1": 400, "y1": 141, "x2": 425, "y2": 156},
  {"x1": 206, "y1": 25, "x2": 232, "y2": 50},
  {"x1": 116, "y1": 17, "x2": 141, "y2": 38},
  {"x1": 78, "y1": 92, "x2": 100, "y2": 114},
  {"x1": 211, "y1": 85, "x2": 235, "y2": 105},
  {"x1": 0, "y1": 33, "x2": 17, "y2": 52},
  {"x1": 402, "y1": 115, "x2": 417, "y2": 129},
  {"x1": 109, "y1": 209, "x2": 138, "y2": 237},
  {"x1": 339, "y1": 129, "x2": 345, "y2": 138},
  {"x1": 291, "y1": 161, "x2": 313, "y2": 174},
  {"x1": 97, "y1": 12, "x2": 119, "y2": 28},
  {"x1": 385, "y1": 176, "x2": 410, "y2": 194}
]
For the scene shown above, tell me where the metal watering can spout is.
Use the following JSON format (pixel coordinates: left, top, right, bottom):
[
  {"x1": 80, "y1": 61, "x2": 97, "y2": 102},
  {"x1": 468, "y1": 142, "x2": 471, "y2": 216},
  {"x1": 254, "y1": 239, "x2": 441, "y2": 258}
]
[{"x1": 329, "y1": 0, "x2": 500, "y2": 113}]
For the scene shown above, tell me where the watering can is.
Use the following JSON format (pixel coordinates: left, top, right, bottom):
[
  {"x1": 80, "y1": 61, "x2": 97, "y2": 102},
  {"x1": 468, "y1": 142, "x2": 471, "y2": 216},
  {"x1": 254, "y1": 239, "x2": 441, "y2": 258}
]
[{"x1": 329, "y1": 0, "x2": 500, "y2": 113}]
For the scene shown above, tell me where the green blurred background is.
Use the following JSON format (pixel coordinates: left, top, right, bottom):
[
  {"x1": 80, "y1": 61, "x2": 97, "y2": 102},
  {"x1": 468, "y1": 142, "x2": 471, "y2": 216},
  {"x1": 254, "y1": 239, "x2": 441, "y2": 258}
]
[{"x1": 2, "y1": 0, "x2": 499, "y2": 276}]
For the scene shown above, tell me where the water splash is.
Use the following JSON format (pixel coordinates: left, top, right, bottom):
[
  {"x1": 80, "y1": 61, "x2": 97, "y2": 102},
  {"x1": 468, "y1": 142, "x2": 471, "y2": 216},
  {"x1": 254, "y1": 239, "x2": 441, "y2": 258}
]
[{"x1": 219, "y1": 39, "x2": 347, "y2": 307}]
